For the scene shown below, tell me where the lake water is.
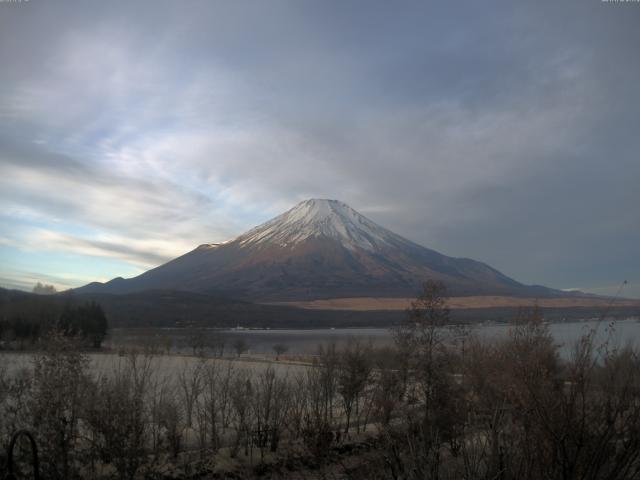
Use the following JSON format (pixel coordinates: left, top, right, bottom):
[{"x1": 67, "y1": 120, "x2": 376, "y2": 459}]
[
  {"x1": 2, "y1": 319, "x2": 638, "y2": 378},
  {"x1": 105, "y1": 317, "x2": 640, "y2": 358}
]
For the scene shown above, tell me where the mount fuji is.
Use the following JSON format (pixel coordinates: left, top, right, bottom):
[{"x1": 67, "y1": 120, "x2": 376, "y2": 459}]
[{"x1": 76, "y1": 199, "x2": 560, "y2": 301}]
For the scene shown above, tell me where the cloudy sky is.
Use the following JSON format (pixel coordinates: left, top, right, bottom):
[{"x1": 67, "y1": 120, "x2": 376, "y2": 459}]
[{"x1": 0, "y1": 0, "x2": 638, "y2": 297}]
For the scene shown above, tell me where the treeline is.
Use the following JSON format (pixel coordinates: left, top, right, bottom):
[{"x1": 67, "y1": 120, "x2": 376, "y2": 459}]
[
  {"x1": 2, "y1": 282, "x2": 640, "y2": 479},
  {"x1": 69, "y1": 289, "x2": 640, "y2": 329},
  {"x1": 0, "y1": 298, "x2": 108, "y2": 349}
]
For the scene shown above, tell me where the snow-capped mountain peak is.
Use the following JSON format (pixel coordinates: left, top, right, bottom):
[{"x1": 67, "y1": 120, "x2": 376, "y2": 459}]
[
  {"x1": 236, "y1": 199, "x2": 403, "y2": 251},
  {"x1": 75, "y1": 198, "x2": 548, "y2": 300}
]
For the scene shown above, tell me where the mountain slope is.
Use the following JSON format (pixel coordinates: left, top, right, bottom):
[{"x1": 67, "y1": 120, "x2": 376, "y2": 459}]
[{"x1": 75, "y1": 199, "x2": 561, "y2": 300}]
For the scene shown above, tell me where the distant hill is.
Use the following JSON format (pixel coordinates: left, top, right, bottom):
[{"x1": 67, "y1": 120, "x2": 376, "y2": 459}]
[
  {"x1": 74, "y1": 199, "x2": 569, "y2": 301},
  {"x1": 0, "y1": 286, "x2": 402, "y2": 328}
]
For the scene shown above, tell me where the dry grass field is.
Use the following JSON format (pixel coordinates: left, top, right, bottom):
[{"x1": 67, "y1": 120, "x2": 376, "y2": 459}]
[{"x1": 267, "y1": 295, "x2": 640, "y2": 311}]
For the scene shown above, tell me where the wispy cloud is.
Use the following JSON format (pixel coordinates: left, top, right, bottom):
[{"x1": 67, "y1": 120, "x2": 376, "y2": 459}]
[
  {"x1": 26, "y1": 230, "x2": 180, "y2": 268},
  {"x1": 0, "y1": 0, "x2": 638, "y2": 292},
  {"x1": 0, "y1": 269, "x2": 111, "y2": 292}
]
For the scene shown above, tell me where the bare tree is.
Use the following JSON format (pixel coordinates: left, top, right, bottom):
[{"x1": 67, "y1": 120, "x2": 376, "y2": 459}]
[
  {"x1": 337, "y1": 339, "x2": 372, "y2": 433},
  {"x1": 374, "y1": 281, "x2": 464, "y2": 479},
  {"x1": 146, "y1": 366, "x2": 173, "y2": 460},
  {"x1": 157, "y1": 394, "x2": 183, "y2": 460},
  {"x1": 199, "y1": 361, "x2": 235, "y2": 452},
  {"x1": 272, "y1": 343, "x2": 289, "y2": 361},
  {"x1": 209, "y1": 330, "x2": 226, "y2": 358},
  {"x1": 371, "y1": 360, "x2": 403, "y2": 428},
  {"x1": 177, "y1": 358, "x2": 205, "y2": 428},
  {"x1": 84, "y1": 352, "x2": 154, "y2": 480},
  {"x1": 251, "y1": 367, "x2": 290, "y2": 461},
  {"x1": 186, "y1": 328, "x2": 207, "y2": 357},
  {"x1": 0, "y1": 362, "x2": 32, "y2": 475},
  {"x1": 233, "y1": 338, "x2": 249, "y2": 358},
  {"x1": 301, "y1": 344, "x2": 340, "y2": 460},
  {"x1": 229, "y1": 369, "x2": 253, "y2": 458},
  {"x1": 29, "y1": 333, "x2": 89, "y2": 479},
  {"x1": 285, "y1": 372, "x2": 309, "y2": 440}
]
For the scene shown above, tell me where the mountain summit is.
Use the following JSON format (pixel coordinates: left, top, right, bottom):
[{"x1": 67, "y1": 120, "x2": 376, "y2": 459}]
[
  {"x1": 237, "y1": 199, "x2": 411, "y2": 251},
  {"x1": 76, "y1": 199, "x2": 558, "y2": 300}
]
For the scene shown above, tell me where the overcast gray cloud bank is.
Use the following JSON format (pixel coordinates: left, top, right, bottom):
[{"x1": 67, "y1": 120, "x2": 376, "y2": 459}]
[{"x1": 0, "y1": 0, "x2": 638, "y2": 297}]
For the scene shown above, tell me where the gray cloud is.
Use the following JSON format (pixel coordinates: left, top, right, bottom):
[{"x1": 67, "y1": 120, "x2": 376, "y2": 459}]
[{"x1": 0, "y1": 0, "x2": 638, "y2": 295}]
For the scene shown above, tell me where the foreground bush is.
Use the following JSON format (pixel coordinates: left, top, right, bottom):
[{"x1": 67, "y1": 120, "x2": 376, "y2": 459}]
[{"x1": 1, "y1": 284, "x2": 640, "y2": 479}]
